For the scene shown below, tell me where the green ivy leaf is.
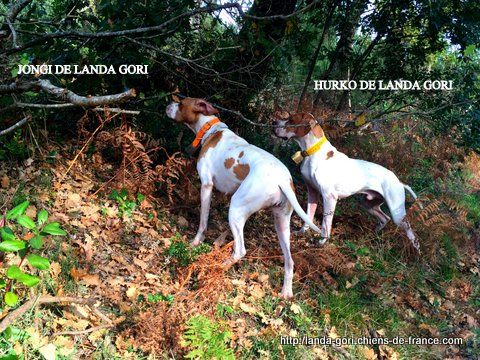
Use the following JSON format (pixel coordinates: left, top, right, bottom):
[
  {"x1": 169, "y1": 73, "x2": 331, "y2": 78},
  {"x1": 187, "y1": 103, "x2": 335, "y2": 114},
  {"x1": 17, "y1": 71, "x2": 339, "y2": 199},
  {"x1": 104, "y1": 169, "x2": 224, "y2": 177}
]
[
  {"x1": 0, "y1": 279, "x2": 6, "y2": 289},
  {"x1": 18, "y1": 273, "x2": 40, "y2": 287},
  {"x1": 42, "y1": 222, "x2": 66, "y2": 236},
  {"x1": 37, "y1": 209, "x2": 48, "y2": 225},
  {"x1": 0, "y1": 227, "x2": 15, "y2": 241},
  {"x1": 6, "y1": 200, "x2": 29, "y2": 220},
  {"x1": 27, "y1": 254, "x2": 50, "y2": 270},
  {"x1": 29, "y1": 235, "x2": 44, "y2": 249},
  {"x1": 7, "y1": 265, "x2": 40, "y2": 286},
  {"x1": 4, "y1": 292, "x2": 18, "y2": 307},
  {"x1": 0, "y1": 240, "x2": 26, "y2": 252},
  {"x1": 6, "y1": 265, "x2": 22, "y2": 279},
  {"x1": 17, "y1": 215, "x2": 36, "y2": 230}
]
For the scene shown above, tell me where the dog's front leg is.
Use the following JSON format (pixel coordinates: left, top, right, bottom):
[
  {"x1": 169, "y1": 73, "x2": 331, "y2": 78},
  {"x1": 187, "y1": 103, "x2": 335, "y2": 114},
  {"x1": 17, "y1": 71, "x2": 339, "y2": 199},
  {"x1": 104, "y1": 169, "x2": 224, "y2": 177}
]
[
  {"x1": 319, "y1": 194, "x2": 337, "y2": 244},
  {"x1": 191, "y1": 183, "x2": 213, "y2": 246},
  {"x1": 296, "y1": 183, "x2": 319, "y2": 234}
]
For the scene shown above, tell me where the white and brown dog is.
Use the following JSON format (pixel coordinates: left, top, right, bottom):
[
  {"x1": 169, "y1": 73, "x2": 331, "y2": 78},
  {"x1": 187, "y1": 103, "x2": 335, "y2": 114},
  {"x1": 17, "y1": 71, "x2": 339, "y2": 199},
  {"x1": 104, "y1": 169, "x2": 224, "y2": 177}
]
[
  {"x1": 166, "y1": 98, "x2": 322, "y2": 297},
  {"x1": 273, "y1": 112, "x2": 420, "y2": 252}
]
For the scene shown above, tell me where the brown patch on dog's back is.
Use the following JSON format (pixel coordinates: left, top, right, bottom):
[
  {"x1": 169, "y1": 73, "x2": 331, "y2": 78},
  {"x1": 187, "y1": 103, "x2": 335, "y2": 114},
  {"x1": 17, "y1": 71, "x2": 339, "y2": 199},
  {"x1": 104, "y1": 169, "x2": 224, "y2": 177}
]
[
  {"x1": 199, "y1": 131, "x2": 223, "y2": 159},
  {"x1": 224, "y1": 157, "x2": 235, "y2": 169},
  {"x1": 233, "y1": 163, "x2": 250, "y2": 180},
  {"x1": 326, "y1": 150, "x2": 334, "y2": 160},
  {"x1": 239, "y1": 151, "x2": 244, "y2": 158}
]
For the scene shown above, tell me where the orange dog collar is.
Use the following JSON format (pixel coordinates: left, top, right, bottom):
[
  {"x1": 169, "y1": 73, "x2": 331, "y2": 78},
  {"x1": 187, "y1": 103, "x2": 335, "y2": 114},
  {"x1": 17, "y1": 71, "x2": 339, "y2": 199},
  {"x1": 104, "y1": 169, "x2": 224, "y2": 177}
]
[{"x1": 191, "y1": 118, "x2": 220, "y2": 148}]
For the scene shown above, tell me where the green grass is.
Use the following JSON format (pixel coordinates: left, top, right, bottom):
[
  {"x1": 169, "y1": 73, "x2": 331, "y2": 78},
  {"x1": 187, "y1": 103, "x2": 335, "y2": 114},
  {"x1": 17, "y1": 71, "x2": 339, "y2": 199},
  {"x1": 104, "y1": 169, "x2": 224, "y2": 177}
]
[{"x1": 461, "y1": 193, "x2": 480, "y2": 223}]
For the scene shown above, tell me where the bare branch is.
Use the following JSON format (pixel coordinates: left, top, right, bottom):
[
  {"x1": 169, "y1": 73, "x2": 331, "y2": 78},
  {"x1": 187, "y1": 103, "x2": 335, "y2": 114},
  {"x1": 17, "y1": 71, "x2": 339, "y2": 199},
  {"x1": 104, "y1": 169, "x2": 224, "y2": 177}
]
[
  {"x1": 2, "y1": 0, "x2": 33, "y2": 47},
  {"x1": 5, "y1": 0, "x2": 33, "y2": 22},
  {"x1": 297, "y1": 1, "x2": 338, "y2": 111},
  {"x1": 12, "y1": 102, "x2": 140, "y2": 114},
  {"x1": 36, "y1": 79, "x2": 136, "y2": 106},
  {"x1": 15, "y1": 102, "x2": 76, "y2": 109},
  {"x1": 4, "y1": 1, "x2": 320, "y2": 54},
  {"x1": 0, "y1": 295, "x2": 94, "y2": 333},
  {"x1": 0, "y1": 116, "x2": 30, "y2": 136},
  {"x1": 0, "y1": 81, "x2": 36, "y2": 94},
  {"x1": 5, "y1": 18, "x2": 19, "y2": 48}
]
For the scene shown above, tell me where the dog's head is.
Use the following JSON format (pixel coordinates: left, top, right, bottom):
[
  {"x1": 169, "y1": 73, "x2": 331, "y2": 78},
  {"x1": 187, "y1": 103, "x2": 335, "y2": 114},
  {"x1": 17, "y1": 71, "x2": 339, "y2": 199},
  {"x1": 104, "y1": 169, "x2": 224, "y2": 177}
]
[
  {"x1": 166, "y1": 97, "x2": 219, "y2": 124},
  {"x1": 273, "y1": 112, "x2": 323, "y2": 140}
]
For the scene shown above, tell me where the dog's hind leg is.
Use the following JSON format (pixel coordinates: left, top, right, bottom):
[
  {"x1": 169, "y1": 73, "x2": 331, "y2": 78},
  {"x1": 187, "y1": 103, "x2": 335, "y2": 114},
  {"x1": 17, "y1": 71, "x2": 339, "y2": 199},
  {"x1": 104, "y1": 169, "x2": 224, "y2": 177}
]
[
  {"x1": 273, "y1": 205, "x2": 294, "y2": 298},
  {"x1": 385, "y1": 186, "x2": 420, "y2": 253},
  {"x1": 296, "y1": 183, "x2": 319, "y2": 234},
  {"x1": 359, "y1": 192, "x2": 390, "y2": 232},
  {"x1": 227, "y1": 179, "x2": 270, "y2": 261}
]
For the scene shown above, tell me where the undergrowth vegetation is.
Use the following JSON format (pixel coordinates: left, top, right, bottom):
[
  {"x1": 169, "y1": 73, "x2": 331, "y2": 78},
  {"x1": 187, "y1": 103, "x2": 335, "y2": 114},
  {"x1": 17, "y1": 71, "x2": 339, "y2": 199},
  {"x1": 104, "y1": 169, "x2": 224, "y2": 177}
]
[{"x1": 0, "y1": 108, "x2": 477, "y2": 359}]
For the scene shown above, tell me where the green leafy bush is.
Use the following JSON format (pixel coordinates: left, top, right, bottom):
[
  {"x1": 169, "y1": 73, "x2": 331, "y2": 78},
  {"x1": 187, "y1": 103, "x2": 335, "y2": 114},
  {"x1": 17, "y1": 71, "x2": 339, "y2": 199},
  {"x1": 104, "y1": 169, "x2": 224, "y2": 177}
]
[
  {"x1": 0, "y1": 201, "x2": 66, "y2": 307},
  {"x1": 109, "y1": 188, "x2": 145, "y2": 217},
  {"x1": 182, "y1": 315, "x2": 234, "y2": 360},
  {"x1": 167, "y1": 236, "x2": 211, "y2": 266}
]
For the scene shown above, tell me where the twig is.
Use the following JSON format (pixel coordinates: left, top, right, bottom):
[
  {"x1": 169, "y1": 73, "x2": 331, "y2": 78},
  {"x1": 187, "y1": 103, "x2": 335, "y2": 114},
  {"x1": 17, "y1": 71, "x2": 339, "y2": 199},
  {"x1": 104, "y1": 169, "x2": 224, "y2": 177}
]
[
  {"x1": 60, "y1": 111, "x2": 121, "y2": 181},
  {"x1": 0, "y1": 296, "x2": 94, "y2": 333},
  {"x1": 4, "y1": 1, "x2": 320, "y2": 55},
  {"x1": 93, "y1": 107, "x2": 139, "y2": 115},
  {"x1": 52, "y1": 324, "x2": 113, "y2": 337},
  {"x1": 12, "y1": 102, "x2": 140, "y2": 114},
  {"x1": 5, "y1": 18, "x2": 19, "y2": 48},
  {"x1": 0, "y1": 115, "x2": 30, "y2": 136}
]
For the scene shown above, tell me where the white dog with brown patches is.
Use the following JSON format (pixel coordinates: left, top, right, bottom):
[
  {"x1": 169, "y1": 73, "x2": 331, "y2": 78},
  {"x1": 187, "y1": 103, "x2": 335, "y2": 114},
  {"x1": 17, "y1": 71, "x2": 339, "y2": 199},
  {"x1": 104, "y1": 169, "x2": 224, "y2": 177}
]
[
  {"x1": 273, "y1": 112, "x2": 420, "y2": 252},
  {"x1": 166, "y1": 98, "x2": 322, "y2": 298}
]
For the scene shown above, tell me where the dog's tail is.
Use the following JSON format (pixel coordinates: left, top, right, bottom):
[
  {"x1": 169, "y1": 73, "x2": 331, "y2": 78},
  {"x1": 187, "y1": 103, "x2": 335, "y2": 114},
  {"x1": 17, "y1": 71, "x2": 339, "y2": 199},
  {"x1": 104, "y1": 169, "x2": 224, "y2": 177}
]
[
  {"x1": 279, "y1": 182, "x2": 321, "y2": 233},
  {"x1": 402, "y1": 183, "x2": 418, "y2": 200},
  {"x1": 403, "y1": 183, "x2": 423, "y2": 209}
]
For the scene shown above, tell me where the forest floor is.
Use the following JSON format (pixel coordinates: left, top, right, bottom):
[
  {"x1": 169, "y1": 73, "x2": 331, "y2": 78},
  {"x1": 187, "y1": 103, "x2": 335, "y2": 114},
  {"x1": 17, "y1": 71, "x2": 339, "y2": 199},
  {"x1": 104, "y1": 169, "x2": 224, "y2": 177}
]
[{"x1": 0, "y1": 127, "x2": 479, "y2": 359}]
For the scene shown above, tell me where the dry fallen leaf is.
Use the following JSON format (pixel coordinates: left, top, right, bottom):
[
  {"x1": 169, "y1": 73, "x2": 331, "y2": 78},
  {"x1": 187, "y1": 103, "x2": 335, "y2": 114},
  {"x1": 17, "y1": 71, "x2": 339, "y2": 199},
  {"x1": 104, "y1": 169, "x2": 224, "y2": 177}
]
[
  {"x1": 1, "y1": 175, "x2": 9, "y2": 188},
  {"x1": 362, "y1": 346, "x2": 378, "y2": 360},
  {"x1": 38, "y1": 343, "x2": 56, "y2": 360},
  {"x1": 70, "y1": 267, "x2": 101, "y2": 287},
  {"x1": 328, "y1": 326, "x2": 339, "y2": 339},
  {"x1": 239, "y1": 302, "x2": 257, "y2": 315},
  {"x1": 126, "y1": 286, "x2": 138, "y2": 300},
  {"x1": 290, "y1": 303, "x2": 302, "y2": 314},
  {"x1": 26, "y1": 205, "x2": 37, "y2": 219}
]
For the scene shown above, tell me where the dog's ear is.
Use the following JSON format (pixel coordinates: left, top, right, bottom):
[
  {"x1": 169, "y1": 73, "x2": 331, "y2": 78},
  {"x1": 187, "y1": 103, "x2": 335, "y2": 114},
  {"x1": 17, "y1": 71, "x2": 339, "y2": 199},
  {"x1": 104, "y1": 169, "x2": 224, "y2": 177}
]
[
  {"x1": 304, "y1": 113, "x2": 316, "y2": 128},
  {"x1": 194, "y1": 99, "x2": 219, "y2": 116},
  {"x1": 172, "y1": 94, "x2": 181, "y2": 103}
]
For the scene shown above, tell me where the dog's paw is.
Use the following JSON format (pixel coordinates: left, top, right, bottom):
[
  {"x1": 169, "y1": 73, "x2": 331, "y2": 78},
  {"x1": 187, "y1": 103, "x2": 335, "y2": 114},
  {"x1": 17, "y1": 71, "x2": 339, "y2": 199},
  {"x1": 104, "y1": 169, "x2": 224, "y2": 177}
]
[
  {"x1": 189, "y1": 239, "x2": 201, "y2": 247},
  {"x1": 222, "y1": 257, "x2": 238, "y2": 267},
  {"x1": 316, "y1": 237, "x2": 328, "y2": 246},
  {"x1": 279, "y1": 290, "x2": 293, "y2": 299},
  {"x1": 294, "y1": 226, "x2": 309, "y2": 235}
]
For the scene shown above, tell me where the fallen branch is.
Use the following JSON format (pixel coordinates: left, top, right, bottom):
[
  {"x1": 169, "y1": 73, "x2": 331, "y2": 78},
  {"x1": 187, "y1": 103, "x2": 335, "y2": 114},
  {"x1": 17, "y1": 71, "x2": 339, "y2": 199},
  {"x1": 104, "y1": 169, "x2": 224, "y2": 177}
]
[
  {"x1": 0, "y1": 296, "x2": 94, "y2": 333},
  {"x1": 52, "y1": 324, "x2": 113, "y2": 337},
  {"x1": 0, "y1": 79, "x2": 136, "y2": 106},
  {"x1": 0, "y1": 115, "x2": 30, "y2": 136},
  {"x1": 37, "y1": 79, "x2": 136, "y2": 106}
]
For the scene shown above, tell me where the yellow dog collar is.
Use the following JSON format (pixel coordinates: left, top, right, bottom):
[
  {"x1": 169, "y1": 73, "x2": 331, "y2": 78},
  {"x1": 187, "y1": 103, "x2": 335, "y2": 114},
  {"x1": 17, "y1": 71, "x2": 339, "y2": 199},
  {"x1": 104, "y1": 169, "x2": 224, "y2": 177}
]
[{"x1": 291, "y1": 135, "x2": 327, "y2": 164}]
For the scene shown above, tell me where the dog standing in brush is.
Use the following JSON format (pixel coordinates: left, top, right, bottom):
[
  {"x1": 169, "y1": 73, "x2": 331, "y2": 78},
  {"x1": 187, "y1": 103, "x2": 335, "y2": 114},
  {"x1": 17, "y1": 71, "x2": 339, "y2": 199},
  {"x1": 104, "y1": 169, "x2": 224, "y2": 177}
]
[
  {"x1": 273, "y1": 112, "x2": 420, "y2": 252},
  {"x1": 166, "y1": 98, "x2": 322, "y2": 298}
]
